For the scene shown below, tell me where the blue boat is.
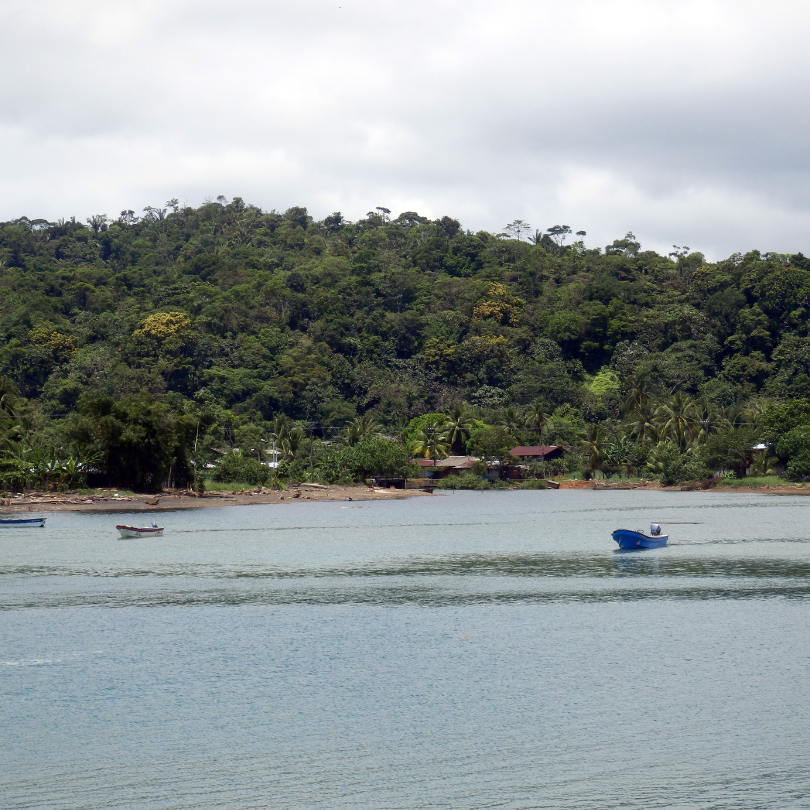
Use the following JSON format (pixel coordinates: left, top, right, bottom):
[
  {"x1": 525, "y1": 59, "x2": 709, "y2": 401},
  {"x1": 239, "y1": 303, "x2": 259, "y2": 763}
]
[
  {"x1": 612, "y1": 528, "x2": 667, "y2": 549},
  {"x1": 0, "y1": 517, "x2": 46, "y2": 528}
]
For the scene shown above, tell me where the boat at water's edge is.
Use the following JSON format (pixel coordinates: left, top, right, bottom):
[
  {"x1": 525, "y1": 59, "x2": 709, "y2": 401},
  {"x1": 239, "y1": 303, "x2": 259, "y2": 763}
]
[{"x1": 612, "y1": 529, "x2": 668, "y2": 549}]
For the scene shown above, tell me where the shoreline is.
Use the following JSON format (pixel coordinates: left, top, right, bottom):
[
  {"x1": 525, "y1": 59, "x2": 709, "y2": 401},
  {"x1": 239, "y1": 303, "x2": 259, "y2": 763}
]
[
  {"x1": 3, "y1": 480, "x2": 809, "y2": 514},
  {"x1": 0, "y1": 484, "x2": 431, "y2": 513}
]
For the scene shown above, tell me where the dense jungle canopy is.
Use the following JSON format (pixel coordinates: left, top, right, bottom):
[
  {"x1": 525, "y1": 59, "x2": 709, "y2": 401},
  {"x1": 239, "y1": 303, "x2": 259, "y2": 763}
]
[{"x1": 2, "y1": 197, "x2": 810, "y2": 490}]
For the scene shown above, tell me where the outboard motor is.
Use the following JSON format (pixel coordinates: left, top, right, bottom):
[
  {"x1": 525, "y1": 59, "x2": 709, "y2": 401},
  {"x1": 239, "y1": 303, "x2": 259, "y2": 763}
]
[{"x1": 650, "y1": 523, "x2": 661, "y2": 536}]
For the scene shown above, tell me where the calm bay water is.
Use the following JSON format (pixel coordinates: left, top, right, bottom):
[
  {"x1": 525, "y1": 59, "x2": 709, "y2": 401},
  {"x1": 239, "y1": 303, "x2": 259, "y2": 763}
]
[{"x1": 2, "y1": 489, "x2": 810, "y2": 809}]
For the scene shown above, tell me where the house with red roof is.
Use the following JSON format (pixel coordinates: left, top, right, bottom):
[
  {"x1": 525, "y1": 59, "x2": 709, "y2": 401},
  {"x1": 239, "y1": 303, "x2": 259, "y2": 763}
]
[{"x1": 509, "y1": 445, "x2": 564, "y2": 461}]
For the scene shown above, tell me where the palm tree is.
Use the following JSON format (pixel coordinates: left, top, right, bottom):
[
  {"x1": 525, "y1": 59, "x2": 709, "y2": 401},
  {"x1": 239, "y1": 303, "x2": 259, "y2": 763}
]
[
  {"x1": 748, "y1": 448, "x2": 779, "y2": 477},
  {"x1": 525, "y1": 400, "x2": 548, "y2": 438},
  {"x1": 722, "y1": 403, "x2": 750, "y2": 431},
  {"x1": 269, "y1": 415, "x2": 303, "y2": 462},
  {"x1": 0, "y1": 377, "x2": 18, "y2": 418},
  {"x1": 622, "y1": 371, "x2": 653, "y2": 416},
  {"x1": 339, "y1": 414, "x2": 380, "y2": 447},
  {"x1": 579, "y1": 424, "x2": 606, "y2": 479},
  {"x1": 655, "y1": 393, "x2": 698, "y2": 452},
  {"x1": 625, "y1": 401, "x2": 659, "y2": 445},
  {"x1": 693, "y1": 404, "x2": 727, "y2": 446},
  {"x1": 410, "y1": 424, "x2": 450, "y2": 464},
  {"x1": 498, "y1": 407, "x2": 524, "y2": 440},
  {"x1": 444, "y1": 405, "x2": 473, "y2": 454},
  {"x1": 742, "y1": 399, "x2": 770, "y2": 432}
]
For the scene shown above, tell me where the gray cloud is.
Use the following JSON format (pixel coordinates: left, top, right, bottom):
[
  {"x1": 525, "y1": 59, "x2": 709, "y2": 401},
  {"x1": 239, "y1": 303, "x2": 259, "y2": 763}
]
[{"x1": 2, "y1": 0, "x2": 810, "y2": 257}]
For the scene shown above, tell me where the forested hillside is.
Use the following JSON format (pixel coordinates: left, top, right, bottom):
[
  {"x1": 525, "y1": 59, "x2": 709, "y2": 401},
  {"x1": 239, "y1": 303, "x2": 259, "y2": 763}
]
[{"x1": 2, "y1": 197, "x2": 810, "y2": 491}]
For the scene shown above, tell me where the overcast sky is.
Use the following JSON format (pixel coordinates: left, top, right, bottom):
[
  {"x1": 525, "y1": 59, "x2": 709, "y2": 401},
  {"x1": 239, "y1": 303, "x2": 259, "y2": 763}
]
[{"x1": 2, "y1": 0, "x2": 809, "y2": 258}]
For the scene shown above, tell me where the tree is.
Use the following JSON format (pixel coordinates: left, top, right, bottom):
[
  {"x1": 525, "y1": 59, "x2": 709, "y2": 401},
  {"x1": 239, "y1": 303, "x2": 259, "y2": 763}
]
[
  {"x1": 655, "y1": 393, "x2": 698, "y2": 451},
  {"x1": 547, "y1": 225, "x2": 572, "y2": 246},
  {"x1": 410, "y1": 424, "x2": 450, "y2": 463},
  {"x1": 504, "y1": 220, "x2": 531, "y2": 241},
  {"x1": 86, "y1": 214, "x2": 109, "y2": 234},
  {"x1": 269, "y1": 415, "x2": 303, "y2": 462},
  {"x1": 498, "y1": 406, "x2": 524, "y2": 439},
  {"x1": 579, "y1": 424, "x2": 606, "y2": 478},
  {"x1": 703, "y1": 427, "x2": 758, "y2": 479},
  {"x1": 761, "y1": 399, "x2": 810, "y2": 444},
  {"x1": 339, "y1": 414, "x2": 380, "y2": 447},
  {"x1": 337, "y1": 438, "x2": 417, "y2": 481},
  {"x1": 524, "y1": 400, "x2": 548, "y2": 437},
  {"x1": 443, "y1": 405, "x2": 474, "y2": 454},
  {"x1": 65, "y1": 393, "x2": 193, "y2": 492},
  {"x1": 468, "y1": 425, "x2": 515, "y2": 466},
  {"x1": 776, "y1": 425, "x2": 810, "y2": 479},
  {"x1": 0, "y1": 377, "x2": 19, "y2": 418},
  {"x1": 693, "y1": 404, "x2": 727, "y2": 445},
  {"x1": 625, "y1": 401, "x2": 658, "y2": 445}
]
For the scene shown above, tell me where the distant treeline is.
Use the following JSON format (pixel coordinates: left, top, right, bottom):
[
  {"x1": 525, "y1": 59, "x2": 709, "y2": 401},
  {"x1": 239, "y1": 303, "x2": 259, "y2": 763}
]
[{"x1": 2, "y1": 199, "x2": 810, "y2": 490}]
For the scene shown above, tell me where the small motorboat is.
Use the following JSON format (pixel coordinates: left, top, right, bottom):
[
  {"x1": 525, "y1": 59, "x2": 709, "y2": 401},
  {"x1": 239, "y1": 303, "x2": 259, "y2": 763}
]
[
  {"x1": 612, "y1": 528, "x2": 668, "y2": 549},
  {"x1": 116, "y1": 522, "x2": 164, "y2": 538},
  {"x1": 0, "y1": 517, "x2": 46, "y2": 528}
]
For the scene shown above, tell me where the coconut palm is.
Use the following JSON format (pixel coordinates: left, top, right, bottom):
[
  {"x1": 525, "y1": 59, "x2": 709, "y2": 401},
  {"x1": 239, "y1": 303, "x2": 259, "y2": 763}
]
[
  {"x1": 655, "y1": 393, "x2": 698, "y2": 452},
  {"x1": 525, "y1": 400, "x2": 548, "y2": 438},
  {"x1": 0, "y1": 377, "x2": 18, "y2": 418},
  {"x1": 722, "y1": 404, "x2": 750, "y2": 431},
  {"x1": 622, "y1": 371, "x2": 654, "y2": 416},
  {"x1": 578, "y1": 423, "x2": 606, "y2": 478},
  {"x1": 410, "y1": 424, "x2": 450, "y2": 463},
  {"x1": 269, "y1": 415, "x2": 303, "y2": 462},
  {"x1": 339, "y1": 414, "x2": 380, "y2": 447},
  {"x1": 748, "y1": 448, "x2": 779, "y2": 477},
  {"x1": 743, "y1": 399, "x2": 771, "y2": 432},
  {"x1": 692, "y1": 403, "x2": 727, "y2": 446},
  {"x1": 625, "y1": 401, "x2": 659, "y2": 445},
  {"x1": 498, "y1": 406, "x2": 524, "y2": 440},
  {"x1": 443, "y1": 405, "x2": 473, "y2": 454}
]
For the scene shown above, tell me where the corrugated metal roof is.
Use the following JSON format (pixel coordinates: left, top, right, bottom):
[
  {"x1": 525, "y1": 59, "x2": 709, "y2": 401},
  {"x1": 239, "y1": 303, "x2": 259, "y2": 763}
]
[
  {"x1": 434, "y1": 455, "x2": 480, "y2": 467},
  {"x1": 509, "y1": 446, "x2": 561, "y2": 456}
]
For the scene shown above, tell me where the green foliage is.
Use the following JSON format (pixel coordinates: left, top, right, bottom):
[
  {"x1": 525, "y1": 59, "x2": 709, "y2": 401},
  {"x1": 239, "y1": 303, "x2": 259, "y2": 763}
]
[
  {"x1": 402, "y1": 414, "x2": 446, "y2": 446},
  {"x1": 467, "y1": 425, "x2": 515, "y2": 463},
  {"x1": 211, "y1": 451, "x2": 269, "y2": 486},
  {"x1": 434, "y1": 472, "x2": 488, "y2": 490},
  {"x1": 761, "y1": 399, "x2": 810, "y2": 444},
  {"x1": 701, "y1": 427, "x2": 759, "y2": 479},
  {"x1": 62, "y1": 393, "x2": 196, "y2": 492},
  {"x1": 320, "y1": 438, "x2": 418, "y2": 483},
  {"x1": 645, "y1": 442, "x2": 711, "y2": 486},
  {"x1": 776, "y1": 426, "x2": 810, "y2": 480},
  {"x1": 1, "y1": 200, "x2": 809, "y2": 489},
  {"x1": 585, "y1": 368, "x2": 620, "y2": 398}
]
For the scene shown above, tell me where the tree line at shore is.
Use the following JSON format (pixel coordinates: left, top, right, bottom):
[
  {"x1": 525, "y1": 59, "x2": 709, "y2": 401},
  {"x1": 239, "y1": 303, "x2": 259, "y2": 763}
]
[{"x1": 2, "y1": 199, "x2": 810, "y2": 491}]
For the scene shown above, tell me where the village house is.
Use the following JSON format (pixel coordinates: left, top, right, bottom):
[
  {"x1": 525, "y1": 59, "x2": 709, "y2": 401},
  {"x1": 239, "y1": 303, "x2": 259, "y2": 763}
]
[
  {"x1": 413, "y1": 456, "x2": 481, "y2": 479},
  {"x1": 508, "y1": 445, "x2": 564, "y2": 462}
]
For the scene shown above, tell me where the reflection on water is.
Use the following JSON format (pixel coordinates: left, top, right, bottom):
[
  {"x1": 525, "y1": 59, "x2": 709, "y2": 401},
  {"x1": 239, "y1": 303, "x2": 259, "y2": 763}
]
[{"x1": 2, "y1": 490, "x2": 810, "y2": 809}]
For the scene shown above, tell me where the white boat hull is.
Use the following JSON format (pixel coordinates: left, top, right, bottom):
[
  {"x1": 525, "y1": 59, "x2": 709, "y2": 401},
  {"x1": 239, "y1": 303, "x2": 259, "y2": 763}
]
[{"x1": 116, "y1": 526, "x2": 164, "y2": 538}]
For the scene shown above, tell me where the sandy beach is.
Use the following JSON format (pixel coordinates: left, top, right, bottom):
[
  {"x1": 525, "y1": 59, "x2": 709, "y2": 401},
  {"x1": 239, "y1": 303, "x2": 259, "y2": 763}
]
[
  {"x1": 4, "y1": 480, "x2": 810, "y2": 514},
  {"x1": 0, "y1": 484, "x2": 431, "y2": 513}
]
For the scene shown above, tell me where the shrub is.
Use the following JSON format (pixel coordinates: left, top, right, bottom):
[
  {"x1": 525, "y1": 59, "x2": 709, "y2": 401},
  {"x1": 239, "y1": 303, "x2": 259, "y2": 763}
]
[
  {"x1": 434, "y1": 473, "x2": 488, "y2": 490},
  {"x1": 211, "y1": 452, "x2": 269, "y2": 486},
  {"x1": 776, "y1": 425, "x2": 810, "y2": 480},
  {"x1": 317, "y1": 438, "x2": 418, "y2": 483}
]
